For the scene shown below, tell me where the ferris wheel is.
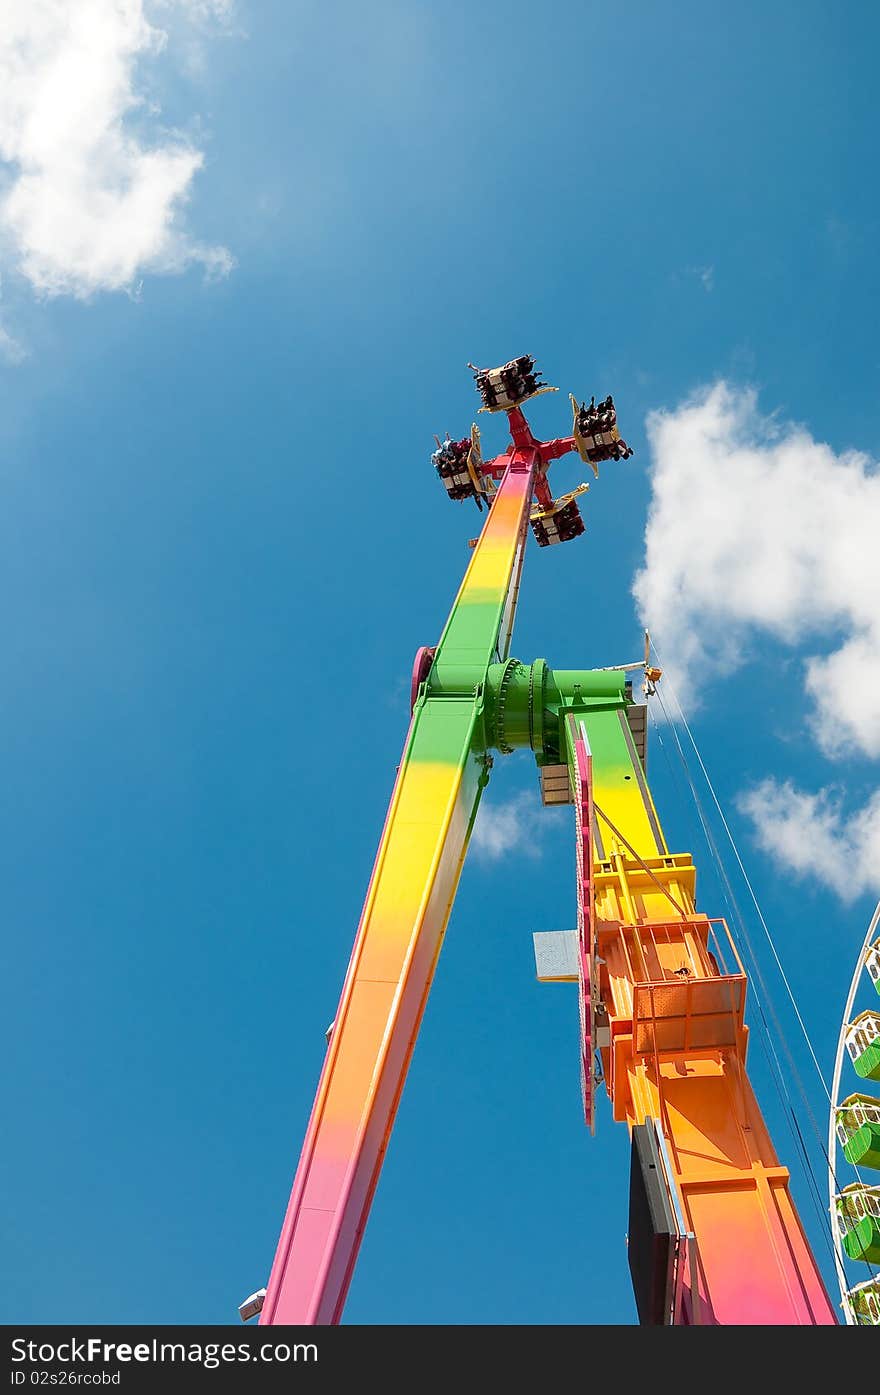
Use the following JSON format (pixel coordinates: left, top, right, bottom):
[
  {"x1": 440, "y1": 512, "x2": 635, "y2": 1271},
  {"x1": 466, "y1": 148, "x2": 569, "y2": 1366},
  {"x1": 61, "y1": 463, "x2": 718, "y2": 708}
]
[{"x1": 828, "y1": 900, "x2": 880, "y2": 1324}]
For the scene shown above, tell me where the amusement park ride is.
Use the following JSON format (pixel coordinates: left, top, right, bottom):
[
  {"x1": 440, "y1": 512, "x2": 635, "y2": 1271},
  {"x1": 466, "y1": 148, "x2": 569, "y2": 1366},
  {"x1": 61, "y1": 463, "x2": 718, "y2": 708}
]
[
  {"x1": 830, "y1": 903, "x2": 880, "y2": 1323},
  {"x1": 244, "y1": 357, "x2": 838, "y2": 1326}
]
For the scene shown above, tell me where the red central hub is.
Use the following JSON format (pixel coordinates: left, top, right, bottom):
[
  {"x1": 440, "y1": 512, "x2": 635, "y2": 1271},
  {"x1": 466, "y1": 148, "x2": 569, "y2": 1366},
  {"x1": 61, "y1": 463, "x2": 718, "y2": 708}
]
[{"x1": 480, "y1": 405, "x2": 575, "y2": 511}]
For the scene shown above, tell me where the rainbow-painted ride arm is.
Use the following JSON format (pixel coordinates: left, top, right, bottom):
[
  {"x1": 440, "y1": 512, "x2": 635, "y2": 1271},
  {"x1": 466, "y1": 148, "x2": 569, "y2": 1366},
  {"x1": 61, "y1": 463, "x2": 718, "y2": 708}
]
[{"x1": 258, "y1": 434, "x2": 537, "y2": 1325}]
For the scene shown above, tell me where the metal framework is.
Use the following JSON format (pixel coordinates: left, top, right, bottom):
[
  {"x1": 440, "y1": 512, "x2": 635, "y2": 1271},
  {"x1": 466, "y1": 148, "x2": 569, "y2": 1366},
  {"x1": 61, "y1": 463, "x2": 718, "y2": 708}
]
[{"x1": 829, "y1": 899, "x2": 880, "y2": 1323}]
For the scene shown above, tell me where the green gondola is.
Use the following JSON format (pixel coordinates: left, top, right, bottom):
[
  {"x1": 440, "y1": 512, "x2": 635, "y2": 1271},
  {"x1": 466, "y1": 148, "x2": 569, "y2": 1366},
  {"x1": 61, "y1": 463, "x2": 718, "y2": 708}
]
[
  {"x1": 844, "y1": 1011, "x2": 880, "y2": 1082},
  {"x1": 836, "y1": 1093, "x2": 880, "y2": 1170},
  {"x1": 835, "y1": 1185, "x2": 880, "y2": 1264},
  {"x1": 847, "y1": 1277, "x2": 880, "y2": 1326}
]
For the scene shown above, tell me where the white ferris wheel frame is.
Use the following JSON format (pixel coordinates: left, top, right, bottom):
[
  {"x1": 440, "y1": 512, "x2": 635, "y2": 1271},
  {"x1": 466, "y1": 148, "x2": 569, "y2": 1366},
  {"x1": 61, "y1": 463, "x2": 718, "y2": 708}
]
[{"x1": 828, "y1": 898, "x2": 880, "y2": 1325}]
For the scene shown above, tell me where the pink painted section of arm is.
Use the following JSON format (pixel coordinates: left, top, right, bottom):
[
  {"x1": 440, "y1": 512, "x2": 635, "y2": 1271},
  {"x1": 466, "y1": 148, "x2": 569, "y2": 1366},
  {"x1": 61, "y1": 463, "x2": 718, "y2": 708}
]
[
  {"x1": 573, "y1": 725, "x2": 595, "y2": 1130},
  {"x1": 685, "y1": 1172, "x2": 837, "y2": 1323},
  {"x1": 259, "y1": 716, "x2": 480, "y2": 1324},
  {"x1": 664, "y1": 1061, "x2": 838, "y2": 1324}
]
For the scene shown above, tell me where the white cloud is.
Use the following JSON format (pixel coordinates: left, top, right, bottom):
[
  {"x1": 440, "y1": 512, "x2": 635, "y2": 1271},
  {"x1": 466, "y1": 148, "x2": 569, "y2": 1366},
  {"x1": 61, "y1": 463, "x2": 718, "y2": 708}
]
[
  {"x1": 634, "y1": 381, "x2": 880, "y2": 901},
  {"x1": 0, "y1": 273, "x2": 27, "y2": 361},
  {"x1": 738, "y1": 779, "x2": 880, "y2": 903},
  {"x1": 687, "y1": 264, "x2": 714, "y2": 292},
  {"x1": 0, "y1": 321, "x2": 27, "y2": 364},
  {"x1": 173, "y1": 0, "x2": 234, "y2": 17},
  {"x1": 471, "y1": 793, "x2": 559, "y2": 863},
  {"x1": 156, "y1": 0, "x2": 241, "y2": 77},
  {"x1": 0, "y1": 1, "x2": 233, "y2": 303},
  {"x1": 633, "y1": 381, "x2": 880, "y2": 759}
]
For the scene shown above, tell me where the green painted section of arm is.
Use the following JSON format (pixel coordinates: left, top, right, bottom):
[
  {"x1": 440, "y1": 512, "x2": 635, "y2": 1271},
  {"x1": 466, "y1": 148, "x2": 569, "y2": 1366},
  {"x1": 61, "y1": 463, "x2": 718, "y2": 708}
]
[
  {"x1": 402, "y1": 692, "x2": 492, "y2": 845},
  {"x1": 568, "y1": 705, "x2": 668, "y2": 857},
  {"x1": 405, "y1": 692, "x2": 485, "y2": 767},
  {"x1": 428, "y1": 469, "x2": 533, "y2": 696}
]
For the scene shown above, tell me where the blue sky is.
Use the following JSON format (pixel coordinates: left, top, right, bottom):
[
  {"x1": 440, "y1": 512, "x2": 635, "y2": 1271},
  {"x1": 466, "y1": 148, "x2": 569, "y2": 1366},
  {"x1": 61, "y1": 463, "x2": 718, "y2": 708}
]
[{"x1": 3, "y1": 1, "x2": 879, "y2": 1324}]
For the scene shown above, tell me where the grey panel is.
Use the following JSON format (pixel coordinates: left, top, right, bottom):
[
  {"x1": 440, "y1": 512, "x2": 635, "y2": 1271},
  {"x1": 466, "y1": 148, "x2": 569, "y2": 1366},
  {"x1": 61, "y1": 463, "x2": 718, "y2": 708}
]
[
  {"x1": 533, "y1": 929, "x2": 579, "y2": 981},
  {"x1": 626, "y1": 703, "x2": 648, "y2": 765},
  {"x1": 539, "y1": 763, "x2": 573, "y2": 806},
  {"x1": 628, "y1": 1124, "x2": 677, "y2": 1325}
]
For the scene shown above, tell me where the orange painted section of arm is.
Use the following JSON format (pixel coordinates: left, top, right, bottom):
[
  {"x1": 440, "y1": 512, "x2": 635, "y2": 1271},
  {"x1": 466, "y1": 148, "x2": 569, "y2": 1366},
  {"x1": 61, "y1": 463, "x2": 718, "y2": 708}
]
[{"x1": 260, "y1": 707, "x2": 484, "y2": 1324}]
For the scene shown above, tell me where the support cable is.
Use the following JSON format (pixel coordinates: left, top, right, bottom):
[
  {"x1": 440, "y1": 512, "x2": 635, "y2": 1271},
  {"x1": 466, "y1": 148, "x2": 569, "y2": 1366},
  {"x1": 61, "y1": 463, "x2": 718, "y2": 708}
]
[
  {"x1": 653, "y1": 665, "x2": 877, "y2": 1206},
  {"x1": 653, "y1": 645, "x2": 831, "y2": 1103},
  {"x1": 648, "y1": 703, "x2": 841, "y2": 1276},
  {"x1": 646, "y1": 696, "x2": 842, "y2": 1275}
]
